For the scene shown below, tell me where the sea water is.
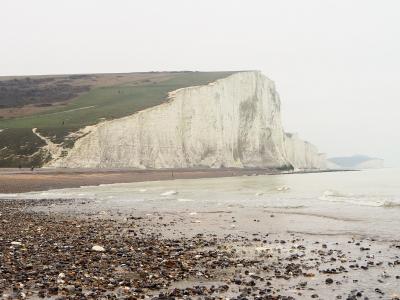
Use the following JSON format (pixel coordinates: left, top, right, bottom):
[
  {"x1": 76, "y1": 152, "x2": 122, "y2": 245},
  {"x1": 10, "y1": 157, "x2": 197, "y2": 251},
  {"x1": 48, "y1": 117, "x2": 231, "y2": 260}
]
[{"x1": 1, "y1": 168, "x2": 399, "y2": 240}]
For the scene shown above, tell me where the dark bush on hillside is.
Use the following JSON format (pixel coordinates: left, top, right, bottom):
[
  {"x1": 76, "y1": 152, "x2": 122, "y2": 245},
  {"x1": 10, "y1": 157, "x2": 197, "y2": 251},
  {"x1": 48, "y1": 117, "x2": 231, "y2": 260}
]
[{"x1": 0, "y1": 77, "x2": 90, "y2": 108}]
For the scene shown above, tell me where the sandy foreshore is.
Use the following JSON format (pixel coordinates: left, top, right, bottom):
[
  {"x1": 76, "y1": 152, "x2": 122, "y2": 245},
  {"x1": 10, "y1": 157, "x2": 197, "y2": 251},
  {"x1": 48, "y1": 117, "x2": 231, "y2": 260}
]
[
  {"x1": 0, "y1": 168, "x2": 275, "y2": 193},
  {"x1": 1, "y1": 196, "x2": 400, "y2": 299},
  {"x1": 0, "y1": 168, "x2": 346, "y2": 194}
]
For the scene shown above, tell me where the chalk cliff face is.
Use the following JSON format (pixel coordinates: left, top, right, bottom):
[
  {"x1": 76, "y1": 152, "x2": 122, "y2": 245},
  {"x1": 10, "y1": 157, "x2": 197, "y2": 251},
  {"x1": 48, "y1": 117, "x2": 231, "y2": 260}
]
[
  {"x1": 48, "y1": 71, "x2": 325, "y2": 169},
  {"x1": 284, "y1": 133, "x2": 326, "y2": 170}
]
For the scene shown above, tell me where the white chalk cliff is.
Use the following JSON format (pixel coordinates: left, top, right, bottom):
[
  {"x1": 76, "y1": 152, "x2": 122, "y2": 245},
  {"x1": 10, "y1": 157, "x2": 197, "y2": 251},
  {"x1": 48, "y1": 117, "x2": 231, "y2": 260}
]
[
  {"x1": 284, "y1": 133, "x2": 326, "y2": 170},
  {"x1": 48, "y1": 71, "x2": 326, "y2": 169}
]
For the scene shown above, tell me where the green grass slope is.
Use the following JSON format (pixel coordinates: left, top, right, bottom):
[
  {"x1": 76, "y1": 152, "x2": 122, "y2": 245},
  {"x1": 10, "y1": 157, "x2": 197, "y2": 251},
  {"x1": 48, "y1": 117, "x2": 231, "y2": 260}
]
[{"x1": 0, "y1": 71, "x2": 236, "y2": 167}]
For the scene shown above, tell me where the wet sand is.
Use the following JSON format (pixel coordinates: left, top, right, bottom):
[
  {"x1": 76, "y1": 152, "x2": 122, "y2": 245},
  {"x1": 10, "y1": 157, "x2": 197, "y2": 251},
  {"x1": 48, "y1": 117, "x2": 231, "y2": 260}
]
[
  {"x1": 1, "y1": 197, "x2": 400, "y2": 299},
  {"x1": 0, "y1": 168, "x2": 347, "y2": 194},
  {"x1": 0, "y1": 168, "x2": 277, "y2": 193}
]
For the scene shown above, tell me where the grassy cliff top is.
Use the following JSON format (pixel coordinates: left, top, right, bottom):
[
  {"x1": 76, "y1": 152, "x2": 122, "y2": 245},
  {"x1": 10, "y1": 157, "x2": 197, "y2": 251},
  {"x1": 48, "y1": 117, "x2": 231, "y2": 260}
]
[
  {"x1": 0, "y1": 71, "x2": 237, "y2": 129},
  {"x1": 0, "y1": 71, "x2": 237, "y2": 167}
]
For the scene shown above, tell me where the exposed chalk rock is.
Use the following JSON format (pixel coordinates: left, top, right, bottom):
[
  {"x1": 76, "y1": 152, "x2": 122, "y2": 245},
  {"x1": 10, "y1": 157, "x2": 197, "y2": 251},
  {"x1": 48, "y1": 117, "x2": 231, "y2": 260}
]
[
  {"x1": 285, "y1": 133, "x2": 327, "y2": 169},
  {"x1": 47, "y1": 71, "x2": 325, "y2": 170}
]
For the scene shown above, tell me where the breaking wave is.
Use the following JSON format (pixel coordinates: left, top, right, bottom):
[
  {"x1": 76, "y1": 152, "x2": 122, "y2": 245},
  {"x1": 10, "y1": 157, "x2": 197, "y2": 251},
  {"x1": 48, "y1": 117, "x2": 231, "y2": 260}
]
[
  {"x1": 319, "y1": 190, "x2": 400, "y2": 208},
  {"x1": 382, "y1": 201, "x2": 400, "y2": 208},
  {"x1": 0, "y1": 193, "x2": 19, "y2": 199}
]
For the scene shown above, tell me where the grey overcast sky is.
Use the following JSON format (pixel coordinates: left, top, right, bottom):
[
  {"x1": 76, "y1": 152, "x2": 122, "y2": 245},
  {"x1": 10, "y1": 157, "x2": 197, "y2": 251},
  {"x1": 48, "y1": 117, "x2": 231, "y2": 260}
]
[{"x1": 0, "y1": 0, "x2": 399, "y2": 166}]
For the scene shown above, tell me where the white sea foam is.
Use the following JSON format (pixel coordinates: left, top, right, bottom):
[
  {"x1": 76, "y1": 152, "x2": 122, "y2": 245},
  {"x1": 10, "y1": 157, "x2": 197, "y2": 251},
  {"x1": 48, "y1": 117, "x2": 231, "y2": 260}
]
[
  {"x1": 0, "y1": 193, "x2": 19, "y2": 199},
  {"x1": 319, "y1": 190, "x2": 400, "y2": 208},
  {"x1": 160, "y1": 190, "x2": 178, "y2": 196},
  {"x1": 177, "y1": 198, "x2": 193, "y2": 202},
  {"x1": 0, "y1": 189, "x2": 95, "y2": 201},
  {"x1": 276, "y1": 186, "x2": 290, "y2": 191}
]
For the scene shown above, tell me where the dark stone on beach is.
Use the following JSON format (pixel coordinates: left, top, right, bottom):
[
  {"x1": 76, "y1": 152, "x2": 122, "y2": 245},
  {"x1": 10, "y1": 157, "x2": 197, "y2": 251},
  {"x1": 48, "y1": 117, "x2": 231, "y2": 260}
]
[
  {"x1": 64, "y1": 285, "x2": 75, "y2": 293},
  {"x1": 298, "y1": 281, "x2": 307, "y2": 288},
  {"x1": 48, "y1": 286, "x2": 58, "y2": 295},
  {"x1": 325, "y1": 278, "x2": 334, "y2": 284}
]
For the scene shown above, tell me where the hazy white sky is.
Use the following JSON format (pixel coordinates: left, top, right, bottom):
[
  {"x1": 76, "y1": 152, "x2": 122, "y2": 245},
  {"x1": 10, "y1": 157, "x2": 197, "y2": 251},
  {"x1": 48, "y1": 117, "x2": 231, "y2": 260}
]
[{"x1": 1, "y1": 0, "x2": 399, "y2": 166}]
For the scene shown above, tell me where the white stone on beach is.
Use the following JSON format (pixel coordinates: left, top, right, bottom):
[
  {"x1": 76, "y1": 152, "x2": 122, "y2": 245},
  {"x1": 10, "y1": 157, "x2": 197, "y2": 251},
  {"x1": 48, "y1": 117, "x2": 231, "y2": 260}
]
[
  {"x1": 255, "y1": 246, "x2": 269, "y2": 252},
  {"x1": 92, "y1": 245, "x2": 106, "y2": 252},
  {"x1": 11, "y1": 241, "x2": 22, "y2": 246}
]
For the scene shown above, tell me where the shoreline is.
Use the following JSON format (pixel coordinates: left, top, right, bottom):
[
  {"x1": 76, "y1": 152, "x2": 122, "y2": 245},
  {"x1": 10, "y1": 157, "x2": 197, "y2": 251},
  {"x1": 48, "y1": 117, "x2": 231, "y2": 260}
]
[
  {"x1": 1, "y1": 197, "x2": 399, "y2": 299},
  {"x1": 0, "y1": 167, "x2": 353, "y2": 194}
]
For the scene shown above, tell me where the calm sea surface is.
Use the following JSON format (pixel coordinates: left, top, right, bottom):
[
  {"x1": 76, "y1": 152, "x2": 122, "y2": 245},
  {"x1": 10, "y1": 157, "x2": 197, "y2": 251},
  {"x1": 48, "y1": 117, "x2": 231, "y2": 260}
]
[{"x1": 2, "y1": 168, "x2": 399, "y2": 240}]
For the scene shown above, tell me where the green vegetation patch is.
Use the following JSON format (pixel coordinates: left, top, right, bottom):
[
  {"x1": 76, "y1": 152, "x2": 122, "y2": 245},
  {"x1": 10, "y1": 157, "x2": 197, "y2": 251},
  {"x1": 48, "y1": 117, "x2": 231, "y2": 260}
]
[
  {"x1": 0, "y1": 128, "x2": 48, "y2": 167},
  {"x1": 0, "y1": 71, "x2": 237, "y2": 167},
  {"x1": 0, "y1": 72, "x2": 235, "y2": 129}
]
